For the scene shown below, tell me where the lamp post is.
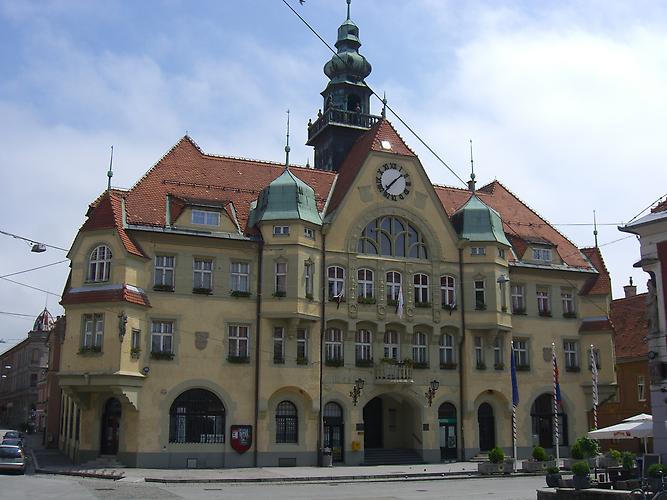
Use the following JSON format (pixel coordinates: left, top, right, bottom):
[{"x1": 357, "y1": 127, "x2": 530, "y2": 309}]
[
  {"x1": 425, "y1": 379, "x2": 440, "y2": 407},
  {"x1": 349, "y1": 378, "x2": 365, "y2": 406}
]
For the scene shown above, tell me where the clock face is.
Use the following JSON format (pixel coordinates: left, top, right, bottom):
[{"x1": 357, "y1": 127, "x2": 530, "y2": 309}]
[{"x1": 376, "y1": 163, "x2": 411, "y2": 200}]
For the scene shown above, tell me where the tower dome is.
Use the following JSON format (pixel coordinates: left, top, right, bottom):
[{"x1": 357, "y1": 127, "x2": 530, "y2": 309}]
[
  {"x1": 33, "y1": 307, "x2": 54, "y2": 332},
  {"x1": 451, "y1": 194, "x2": 511, "y2": 246},
  {"x1": 323, "y1": 16, "x2": 372, "y2": 84}
]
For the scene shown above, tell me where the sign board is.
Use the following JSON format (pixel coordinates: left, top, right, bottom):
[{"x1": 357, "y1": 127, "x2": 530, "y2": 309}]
[{"x1": 230, "y1": 425, "x2": 252, "y2": 454}]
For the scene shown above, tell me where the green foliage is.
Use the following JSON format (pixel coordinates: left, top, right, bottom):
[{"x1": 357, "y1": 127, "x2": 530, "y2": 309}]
[
  {"x1": 570, "y1": 442, "x2": 584, "y2": 460},
  {"x1": 488, "y1": 447, "x2": 505, "y2": 464},
  {"x1": 648, "y1": 463, "x2": 665, "y2": 478},
  {"x1": 621, "y1": 451, "x2": 636, "y2": 471},
  {"x1": 608, "y1": 449, "x2": 621, "y2": 461},
  {"x1": 571, "y1": 461, "x2": 590, "y2": 476},
  {"x1": 546, "y1": 466, "x2": 560, "y2": 474},
  {"x1": 532, "y1": 446, "x2": 548, "y2": 462},
  {"x1": 573, "y1": 436, "x2": 600, "y2": 458}
]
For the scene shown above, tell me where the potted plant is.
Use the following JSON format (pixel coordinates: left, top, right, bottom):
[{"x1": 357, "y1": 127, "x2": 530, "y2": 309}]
[
  {"x1": 571, "y1": 460, "x2": 591, "y2": 490},
  {"x1": 545, "y1": 465, "x2": 561, "y2": 488},
  {"x1": 599, "y1": 448, "x2": 621, "y2": 468},
  {"x1": 479, "y1": 446, "x2": 506, "y2": 474},
  {"x1": 577, "y1": 436, "x2": 600, "y2": 466},
  {"x1": 523, "y1": 446, "x2": 555, "y2": 472},
  {"x1": 619, "y1": 451, "x2": 636, "y2": 480},
  {"x1": 647, "y1": 463, "x2": 665, "y2": 493}
]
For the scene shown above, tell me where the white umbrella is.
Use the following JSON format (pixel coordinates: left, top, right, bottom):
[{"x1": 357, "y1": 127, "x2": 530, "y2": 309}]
[
  {"x1": 623, "y1": 413, "x2": 652, "y2": 422},
  {"x1": 588, "y1": 420, "x2": 653, "y2": 440}
]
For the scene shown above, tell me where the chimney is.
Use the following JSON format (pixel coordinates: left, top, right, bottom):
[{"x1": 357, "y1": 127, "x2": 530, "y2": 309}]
[{"x1": 623, "y1": 277, "x2": 637, "y2": 298}]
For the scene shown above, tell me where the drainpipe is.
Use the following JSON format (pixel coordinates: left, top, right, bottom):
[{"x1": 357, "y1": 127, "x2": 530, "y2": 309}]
[
  {"x1": 458, "y1": 247, "x2": 466, "y2": 461},
  {"x1": 317, "y1": 231, "x2": 326, "y2": 466},
  {"x1": 253, "y1": 240, "x2": 263, "y2": 467}
]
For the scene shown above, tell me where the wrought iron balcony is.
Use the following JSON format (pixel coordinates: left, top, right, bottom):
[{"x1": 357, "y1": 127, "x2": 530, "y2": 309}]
[
  {"x1": 374, "y1": 361, "x2": 413, "y2": 384},
  {"x1": 307, "y1": 108, "x2": 381, "y2": 142}
]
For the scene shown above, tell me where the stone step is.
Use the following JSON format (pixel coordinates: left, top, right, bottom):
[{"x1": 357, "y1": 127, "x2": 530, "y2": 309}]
[{"x1": 363, "y1": 448, "x2": 424, "y2": 465}]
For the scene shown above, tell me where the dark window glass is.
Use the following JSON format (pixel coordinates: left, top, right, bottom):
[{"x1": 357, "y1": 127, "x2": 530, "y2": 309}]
[
  {"x1": 276, "y1": 401, "x2": 298, "y2": 443},
  {"x1": 169, "y1": 389, "x2": 225, "y2": 444}
]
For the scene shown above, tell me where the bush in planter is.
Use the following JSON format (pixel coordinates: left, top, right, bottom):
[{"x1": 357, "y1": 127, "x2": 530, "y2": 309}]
[
  {"x1": 648, "y1": 463, "x2": 665, "y2": 478},
  {"x1": 532, "y1": 446, "x2": 548, "y2": 462},
  {"x1": 488, "y1": 447, "x2": 505, "y2": 464},
  {"x1": 570, "y1": 441, "x2": 584, "y2": 460},
  {"x1": 621, "y1": 451, "x2": 636, "y2": 472},
  {"x1": 609, "y1": 449, "x2": 621, "y2": 461},
  {"x1": 575, "y1": 435, "x2": 600, "y2": 459},
  {"x1": 571, "y1": 461, "x2": 591, "y2": 490},
  {"x1": 545, "y1": 465, "x2": 561, "y2": 488}
]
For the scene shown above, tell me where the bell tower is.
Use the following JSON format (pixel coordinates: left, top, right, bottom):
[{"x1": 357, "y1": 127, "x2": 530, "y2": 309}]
[{"x1": 306, "y1": 0, "x2": 381, "y2": 172}]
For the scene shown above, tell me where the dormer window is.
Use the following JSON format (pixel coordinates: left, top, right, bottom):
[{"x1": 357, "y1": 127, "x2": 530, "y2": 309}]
[
  {"x1": 532, "y1": 248, "x2": 552, "y2": 262},
  {"x1": 192, "y1": 209, "x2": 220, "y2": 227},
  {"x1": 88, "y1": 245, "x2": 112, "y2": 282}
]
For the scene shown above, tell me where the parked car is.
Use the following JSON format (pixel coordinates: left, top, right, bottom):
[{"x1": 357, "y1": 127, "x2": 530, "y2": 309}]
[
  {"x1": 1, "y1": 438, "x2": 23, "y2": 449},
  {"x1": 0, "y1": 445, "x2": 25, "y2": 474}
]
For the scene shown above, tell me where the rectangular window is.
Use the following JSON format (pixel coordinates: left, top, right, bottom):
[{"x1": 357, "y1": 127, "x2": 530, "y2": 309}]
[
  {"x1": 386, "y1": 271, "x2": 401, "y2": 303},
  {"x1": 30, "y1": 373, "x2": 37, "y2": 387},
  {"x1": 297, "y1": 329, "x2": 308, "y2": 363},
  {"x1": 304, "y1": 261, "x2": 314, "y2": 297},
  {"x1": 192, "y1": 209, "x2": 220, "y2": 226},
  {"x1": 355, "y1": 329, "x2": 372, "y2": 362},
  {"x1": 564, "y1": 341, "x2": 579, "y2": 370},
  {"x1": 532, "y1": 248, "x2": 552, "y2": 262},
  {"x1": 537, "y1": 288, "x2": 551, "y2": 316},
  {"x1": 273, "y1": 225, "x2": 290, "y2": 236},
  {"x1": 511, "y1": 285, "x2": 525, "y2": 313},
  {"x1": 413, "y1": 273, "x2": 429, "y2": 304},
  {"x1": 638, "y1": 375, "x2": 646, "y2": 401},
  {"x1": 154, "y1": 255, "x2": 175, "y2": 288},
  {"x1": 474, "y1": 280, "x2": 486, "y2": 309},
  {"x1": 440, "y1": 275, "x2": 456, "y2": 308},
  {"x1": 561, "y1": 290, "x2": 575, "y2": 316},
  {"x1": 131, "y1": 328, "x2": 141, "y2": 350},
  {"x1": 384, "y1": 330, "x2": 400, "y2": 361},
  {"x1": 275, "y1": 262, "x2": 287, "y2": 295},
  {"x1": 474, "y1": 336, "x2": 484, "y2": 368},
  {"x1": 513, "y1": 340, "x2": 529, "y2": 368},
  {"x1": 304, "y1": 227, "x2": 315, "y2": 240},
  {"x1": 412, "y1": 332, "x2": 428, "y2": 364},
  {"x1": 357, "y1": 269, "x2": 374, "y2": 299},
  {"x1": 470, "y1": 246, "x2": 486, "y2": 256},
  {"x1": 231, "y1": 262, "x2": 250, "y2": 293},
  {"x1": 440, "y1": 334, "x2": 455, "y2": 365},
  {"x1": 328, "y1": 266, "x2": 345, "y2": 299},
  {"x1": 151, "y1": 320, "x2": 173, "y2": 354},
  {"x1": 325, "y1": 328, "x2": 343, "y2": 363},
  {"x1": 493, "y1": 337, "x2": 503, "y2": 367},
  {"x1": 82, "y1": 313, "x2": 104, "y2": 349},
  {"x1": 228, "y1": 324, "x2": 250, "y2": 359},
  {"x1": 498, "y1": 248, "x2": 506, "y2": 259},
  {"x1": 273, "y1": 327, "x2": 285, "y2": 363},
  {"x1": 193, "y1": 258, "x2": 213, "y2": 291}
]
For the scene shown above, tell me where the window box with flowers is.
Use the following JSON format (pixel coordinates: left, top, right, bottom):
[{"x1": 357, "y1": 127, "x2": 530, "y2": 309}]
[
  {"x1": 475, "y1": 302, "x2": 487, "y2": 311},
  {"x1": 273, "y1": 291, "x2": 286, "y2": 298},
  {"x1": 538, "y1": 310, "x2": 552, "y2": 318},
  {"x1": 130, "y1": 347, "x2": 141, "y2": 359},
  {"x1": 563, "y1": 312, "x2": 577, "y2": 319},
  {"x1": 440, "y1": 362, "x2": 458, "y2": 370},
  {"x1": 273, "y1": 356, "x2": 285, "y2": 365},
  {"x1": 512, "y1": 308, "x2": 527, "y2": 315},
  {"x1": 415, "y1": 301, "x2": 431, "y2": 308},
  {"x1": 150, "y1": 350, "x2": 174, "y2": 360},
  {"x1": 78, "y1": 345, "x2": 102, "y2": 355},
  {"x1": 325, "y1": 357, "x2": 344, "y2": 367},
  {"x1": 442, "y1": 303, "x2": 457, "y2": 312},
  {"x1": 387, "y1": 299, "x2": 398, "y2": 307},
  {"x1": 357, "y1": 296, "x2": 376, "y2": 305},
  {"x1": 230, "y1": 290, "x2": 251, "y2": 298},
  {"x1": 476, "y1": 361, "x2": 487, "y2": 370},
  {"x1": 153, "y1": 284, "x2": 174, "y2": 292},
  {"x1": 413, "y1": 361, "x2": 429, "y2": 370},
  {"x1": 305, "y1": 293, "x2": 314, "y2": 301},
  {"x1": 355, "y1": 358, "x2": 374, "y2": 368},
  {"x1": 516, "y1": 364, "x2": 530, "y2": 372},
  {"x1": 494, "y1": 362, "x2": 505, "y2": 371},
  {"x1": 565, "y1": 365, "x2": 580, "y2": 372},
  {"x1": 192, "y1": 287, "x2": 212, "y2": 295},
  {"x1": 296, "y1": 356, "x2": 308, "y2": 365},
  {"x1": 227, "y1": 355, "x2": 250, "y2": 364}
]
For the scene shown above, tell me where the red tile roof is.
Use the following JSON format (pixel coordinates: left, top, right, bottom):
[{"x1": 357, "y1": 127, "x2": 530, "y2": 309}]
[
  {"x1": 61, "y1": 285, "x2": 151, "y2": 307},
  {"x1": 124, "y1": 136, "x2": 336, "y2": 234},
  {"x1": 652, "y1": 198, "x2": 667, "y2": 213},
  {"x1": 579, "y1": 247, "x2": 612, "y2": 295},
  {"x1": 327, "y1": 119, "x2": 416, "y2": 212},
  {"x1": 610, "y1": 293, "x2": 648, "y2": 360}
]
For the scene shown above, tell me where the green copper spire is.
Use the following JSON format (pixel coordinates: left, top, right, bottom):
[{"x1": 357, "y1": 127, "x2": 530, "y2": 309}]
[
  {"x1": 451, "y1": 195, "x2": 511, "y2": 246},
  {"x1": 323, "y1": 0, "x2": 371, "y2": 85}
]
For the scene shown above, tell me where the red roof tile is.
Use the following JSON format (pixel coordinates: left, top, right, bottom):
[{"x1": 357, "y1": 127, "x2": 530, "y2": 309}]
[
  {"x1": 61, "y1": 285, "x2": 151, "y2": 307},
  {"x1": 652, "y1": 198, "x2": 667, "y2": 213},
  {"x1": 579, "y1": 247, "x2": 612, "y2": 295},
  {"x1": 610, "y1": 293, "x2": 648, "y2": 360},
  {"x1": 124, "y1": 136, "x2": 336, "y2": 234},
  {"x1": 327, "y1": 119, "x2": 416, "y2": 213}
]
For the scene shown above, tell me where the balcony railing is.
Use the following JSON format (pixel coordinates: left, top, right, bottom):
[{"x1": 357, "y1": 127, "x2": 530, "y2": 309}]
[
  {"x1": 308, "y1": 108, "x2": 381, "y2": 142},
  {"x1": 375, "y1": 361, "x2": 413, "y2": 384}
]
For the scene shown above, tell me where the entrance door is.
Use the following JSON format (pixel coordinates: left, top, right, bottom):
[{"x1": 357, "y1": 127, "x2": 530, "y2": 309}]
[
  {"x1": 477, "y1": 402, "x2": 495, "y2": 452},
  {"x1": 100, "y1": 397, "x2": 121, "y2": 455},
  {"x1": 363, "y1": 397, "x2": 383, "y2": 449},
  {"x1": 323, "y1": 402, "x2": 344, "y2": 462},
  {"x1": 438, "y1": 402, "x2": 457, "y2": 461}
]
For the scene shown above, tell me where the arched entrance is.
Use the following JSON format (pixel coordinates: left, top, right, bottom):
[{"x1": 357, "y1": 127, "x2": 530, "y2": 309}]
[
  {"x1": 363, "y1": 397, "x2": 383, "y2": 449},
  {"x1": 438, "y1": 402, "x2": 457, "y2": 461},
  {"x1": 100, "y1": 397, "x2": 121, "y2": 455},
  {"x1": 477, "y1": 402, "x2": 495, "y2": 451},
  {"x1": 323, "y1": 402, "x2": 344, "y2": 462},
  {"x1": 531, "y1": 393, "x2": 569, "y2": 448}
]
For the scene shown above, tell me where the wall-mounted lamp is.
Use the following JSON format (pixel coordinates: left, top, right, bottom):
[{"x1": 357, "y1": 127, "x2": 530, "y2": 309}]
[
  {"x1": 349, "y1": 378, "x2": 365, "y2": 406},
  {"x1": 425, "y1": 379, "x2": 440, "y2": 406},
  {"x1": 497, "y1": 275, "x2": 510, "y2": 285}
]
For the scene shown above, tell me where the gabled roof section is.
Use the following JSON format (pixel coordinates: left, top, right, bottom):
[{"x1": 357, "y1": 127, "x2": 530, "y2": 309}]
[
  {"x1": 327, "y1": 119, "x2": 416, "y2": 213},
  {"x1": 579, "y1": 247, "x2": 612, "y2": 295},
  {"x1": 80, "y1": 189, "x2": 145, "y2": 257},
  {"x1": 124, "y1": 135, "x2": 336, "y2": 234},
  {"x1": 610, "y1": 293, "x2": 648, "y2": 360}
]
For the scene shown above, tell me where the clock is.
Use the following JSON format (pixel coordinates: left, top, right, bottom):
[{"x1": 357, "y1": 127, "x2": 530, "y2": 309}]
[{"x1": 376, "y1": 163, "x2": 411, "y2": 200}]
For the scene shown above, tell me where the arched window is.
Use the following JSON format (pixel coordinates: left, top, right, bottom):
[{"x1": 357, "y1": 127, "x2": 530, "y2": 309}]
[
  {"x1": 414, "y1": 273, "x2": 430, "y2": 305},
  {"x1": 412, "y1": 332, "x2": 428, "y2": 364},
  {"x1": 276, "y1": 401, "x2": 298, "y2": 443},
  {"x1": 357, "y1": 269, "x2": 374, "y2": 299},
  {"x1": 441, "y1": 275, "x2": 456, "y2": 308},
  {"x1": 169, "y1": 389, "x2": 225, "y2": 443},
  {"x1": 386, "y1": 271, "x2": 401, "y2": 303},
  {"x1": 531, "y1": 393, "x2": 569, "y2": 448},
  {"x1": 88, "y1": 245, "x2": 112, "y2": 282},
  {"x1": 328, "y1": 266, "x2": 345, "y2": 300},
  {"x1": 357, "y1": 216, "x2": 428, "y2": 259}
]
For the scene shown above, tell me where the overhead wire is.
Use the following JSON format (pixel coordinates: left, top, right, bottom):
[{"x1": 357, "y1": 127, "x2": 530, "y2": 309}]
[
  {"x1": 0, "y1": 229, "x2": 68, "y2": 252},
  {"x1": 0, "y1": 259, "x2": 69, "y2": 279}
]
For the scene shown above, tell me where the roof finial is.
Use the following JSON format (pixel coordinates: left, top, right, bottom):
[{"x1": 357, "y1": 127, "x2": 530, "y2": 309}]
[
  {"x1": 593, "y1": 209, "x2": 599, "y2": 247},
  {"x1": 467, "y1": 139, "x2": 476, "y2": 193},
  {"x1": 382, "y1": 91, "x2": 387, "y2": 118},
  {"x1": 284, "y1": 109, "x2": 291, "y2": 170},
  {"x1": 107, "y1": 145, "x2": 114, "y2": 191},
  {"x1": 347, "y1": 0, "x2": 351, "y2": 20}
]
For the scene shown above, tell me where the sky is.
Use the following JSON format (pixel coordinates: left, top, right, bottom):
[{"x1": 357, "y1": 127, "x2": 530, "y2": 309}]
[{"x1": 1, "y1": 0, "x2": 666, "y2": 353}]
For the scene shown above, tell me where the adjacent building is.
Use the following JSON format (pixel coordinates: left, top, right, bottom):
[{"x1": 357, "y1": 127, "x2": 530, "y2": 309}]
[{"x1": 57, "y1": 6, "x2": 616, "y2": 467}]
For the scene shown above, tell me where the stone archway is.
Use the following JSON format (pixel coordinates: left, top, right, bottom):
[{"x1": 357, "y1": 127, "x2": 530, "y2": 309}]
[
  {"x1": 100, "y1": 397, "x2": 121, "y2": 455},
  {"x1": 477, "y1": 402, "x2": 495, "y2": 452}
]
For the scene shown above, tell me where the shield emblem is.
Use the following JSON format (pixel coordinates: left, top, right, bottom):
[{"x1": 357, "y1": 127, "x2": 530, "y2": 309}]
[
  {"x1": 195, "y1": 331, "x2": 209, "y2": 350},
  {"x1": 231, "y1": 425, "x2": 252, "y2": 454}
]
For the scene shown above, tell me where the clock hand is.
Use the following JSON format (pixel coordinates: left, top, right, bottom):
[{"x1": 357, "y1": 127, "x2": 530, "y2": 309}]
[{"x1": 384, "y1": 174, "x2": 402, "y2": 192}]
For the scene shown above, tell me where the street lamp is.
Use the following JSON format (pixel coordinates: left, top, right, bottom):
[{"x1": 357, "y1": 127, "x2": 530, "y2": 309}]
[
  {"x1": 349, "y1": 378, "x2": 365, "y2": 406},
  {"x1": 425, "y1": 379, "x2": 440, "y2": 406}
]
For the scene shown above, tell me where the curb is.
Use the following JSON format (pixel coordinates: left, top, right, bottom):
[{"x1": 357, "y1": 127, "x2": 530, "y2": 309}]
[{"x1": 34, "y1": 468, "x2": 125, "y2": 480}]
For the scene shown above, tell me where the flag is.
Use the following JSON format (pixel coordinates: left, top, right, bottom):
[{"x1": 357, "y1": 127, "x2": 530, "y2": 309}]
[
  {"x1": 334, "y1": 288, "x2": 344, "y2": 310},
  {"x1": 510, "y1": 341, "x2": 519, "y2": 407},
  {"x1": 449, "y1": 299, "x2": 456, "y2": 316},
  {"x1": 396, "y1": 285, "x2": 404, "y2": 319},
  {"x1": 552, "y1": 347, "x2": 562, "y2": 407}
]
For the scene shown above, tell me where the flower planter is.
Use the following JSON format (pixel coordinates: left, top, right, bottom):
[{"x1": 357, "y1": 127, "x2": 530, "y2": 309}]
[
  {"x1": 478, "y1": 462, "x2": 512, "y2": 474},
  {"x1": 545, "y1": 472, "x2": 561, "y2": 488},
  {"x1": 572, "y1": 474, "x2": 591, "y2": 490},
  {"x1": 522, "y1": 460, "x2": 556, "y2": 473}
]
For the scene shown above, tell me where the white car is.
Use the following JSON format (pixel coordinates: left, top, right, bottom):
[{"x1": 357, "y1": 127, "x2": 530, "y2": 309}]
[{"x1": 0, "y1": 445, "x2": 25, "y2": 474}]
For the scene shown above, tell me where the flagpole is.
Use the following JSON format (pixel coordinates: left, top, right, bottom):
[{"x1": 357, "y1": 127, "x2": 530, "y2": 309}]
[
  {"x1": 510, "y1": 341, "x2": 518, "y2": 471},
  {"x1": 591, "y1": 344, "x2": 599, "y2": 430},
  {"x1": 552, "y1": 342, "x2": 560, "y2": 464}
]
